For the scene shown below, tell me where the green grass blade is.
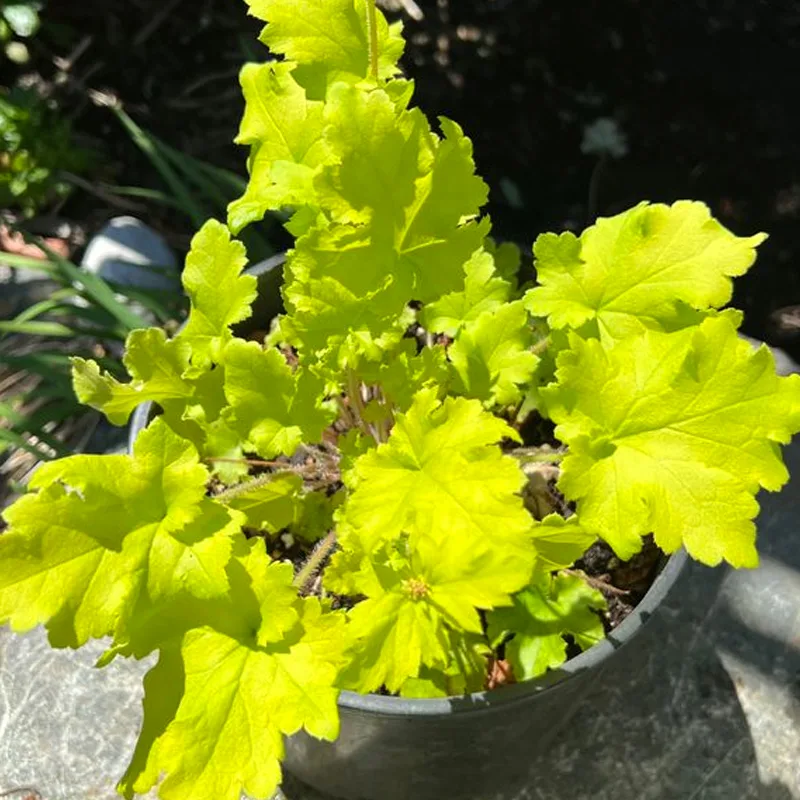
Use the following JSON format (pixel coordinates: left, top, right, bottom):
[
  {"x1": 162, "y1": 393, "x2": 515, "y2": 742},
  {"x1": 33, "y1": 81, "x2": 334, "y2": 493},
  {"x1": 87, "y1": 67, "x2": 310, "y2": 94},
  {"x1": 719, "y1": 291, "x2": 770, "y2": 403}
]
[
  {"x1": 0, "y1": 427, "x2": 67, "y2": 460},
  {"x1": 0, "y1": 253, "x2": 62, "y2": 277},
  {"x1": 0, "y1": 320, "x2": 80, "y2": 337},
  {"x1": 112, "y1": 106, "x2": 209, "y2": 229}
]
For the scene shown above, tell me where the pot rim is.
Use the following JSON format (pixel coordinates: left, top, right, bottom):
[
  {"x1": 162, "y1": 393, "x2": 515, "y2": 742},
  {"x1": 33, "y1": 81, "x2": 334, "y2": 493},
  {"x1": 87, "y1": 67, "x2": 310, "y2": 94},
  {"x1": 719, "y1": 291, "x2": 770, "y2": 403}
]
[{"x1": 127, "y1": 251, "x2": 689, "y2": 719}]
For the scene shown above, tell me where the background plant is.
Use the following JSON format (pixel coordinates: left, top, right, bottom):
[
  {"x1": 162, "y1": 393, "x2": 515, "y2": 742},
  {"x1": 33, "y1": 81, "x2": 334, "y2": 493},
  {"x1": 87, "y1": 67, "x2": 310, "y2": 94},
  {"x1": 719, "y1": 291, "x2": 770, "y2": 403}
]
[
  {"x1": 1, "y1": 0, "x2": 41, "y2": 63},
  {"x1": 0, "y1": 4, "x2": 798, "y2": 800},
  {"x1": 0, "y1": 85, "x2": 89, "y2": 217}
]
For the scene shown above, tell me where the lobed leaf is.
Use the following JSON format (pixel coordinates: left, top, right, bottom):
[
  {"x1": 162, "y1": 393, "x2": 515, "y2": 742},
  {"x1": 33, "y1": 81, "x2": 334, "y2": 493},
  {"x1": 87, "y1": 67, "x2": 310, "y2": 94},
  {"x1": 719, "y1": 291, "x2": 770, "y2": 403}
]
[
  {"x1": 421, "y1": 248, "x2": 512, "y2": 337},
  {"x1": 246, "y1": 0, "x2": 404, "y2": 95},
  {"x1": 449, "y1": 300, "x2": 540, "y2": 407},
  {"x1": 228, "y1": 62, "x2": 329, "y2": 233},
  {"x1": 223, "y1": 339, "x2": 336, "y2": 458},
  {"x1": 525, "y1": 201, "x2": 767, "y2": 343},
  {"x1": 120, "y1": 541, "x2": 348, "y2": 800},
  {"x1": 0, "y1": 419, "x2": 244, "y2": 647},
  {"x1": 72, "y1": 328, "x2": 192, "y2": 426},
  {"x1": 544, "y1": 316, "x2": 800, "y2": 566},
  {"x1": 487, "y1": 571, "x2": 606, "y2": 681},
  {"x1": 340, "y1": 387, "x2": 535, "y2": 557},
  {"x1": 179, "y1": 220, "x2": 257, "y2": 369},
  {"x1": 341, "y1": 535, "x2": 529, "y2": 693}
]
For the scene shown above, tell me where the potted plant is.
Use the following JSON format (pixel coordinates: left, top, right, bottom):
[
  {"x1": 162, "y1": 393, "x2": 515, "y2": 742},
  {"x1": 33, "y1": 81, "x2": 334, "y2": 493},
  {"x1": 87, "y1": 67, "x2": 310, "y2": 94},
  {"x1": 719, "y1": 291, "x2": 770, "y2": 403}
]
[{"x1": 1, "y1": 1, "x2": 798, "y2": 800}]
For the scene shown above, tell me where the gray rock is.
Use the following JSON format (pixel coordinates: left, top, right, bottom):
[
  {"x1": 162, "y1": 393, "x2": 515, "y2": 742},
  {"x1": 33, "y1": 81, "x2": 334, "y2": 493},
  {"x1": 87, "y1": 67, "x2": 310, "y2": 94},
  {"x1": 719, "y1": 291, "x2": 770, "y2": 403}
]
[{"x1": 80, "y1": 216, "x2": 179, "y2": 291}]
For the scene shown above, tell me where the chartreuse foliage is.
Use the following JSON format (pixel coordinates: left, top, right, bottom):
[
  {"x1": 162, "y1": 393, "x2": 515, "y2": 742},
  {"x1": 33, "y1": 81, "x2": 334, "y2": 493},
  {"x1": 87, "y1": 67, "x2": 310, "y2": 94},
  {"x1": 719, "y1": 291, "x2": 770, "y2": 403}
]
[{"x1": 0, "y1": 2, "x2": 798, "y2": 800}]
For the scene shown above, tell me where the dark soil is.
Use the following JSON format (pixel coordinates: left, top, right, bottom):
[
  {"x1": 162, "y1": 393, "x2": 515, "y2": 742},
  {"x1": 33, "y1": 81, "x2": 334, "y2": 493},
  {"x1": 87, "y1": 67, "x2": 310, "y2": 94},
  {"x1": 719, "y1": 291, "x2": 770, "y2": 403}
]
[{"x1": 576, "y1": 535, "x2": 664, "y2": 631}]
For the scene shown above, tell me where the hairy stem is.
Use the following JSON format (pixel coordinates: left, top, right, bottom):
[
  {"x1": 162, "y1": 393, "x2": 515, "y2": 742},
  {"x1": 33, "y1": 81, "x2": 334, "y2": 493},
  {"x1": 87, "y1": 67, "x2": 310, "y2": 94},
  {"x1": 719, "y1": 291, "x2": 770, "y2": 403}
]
[
  {"x1": 509, "y1": 445, "x2": 566, "y2": 465},
  {"x1": 294, "y1": 530, "x2": 337, "y2": 592},
  {"x1": 561, "y1": 568, "x2": 630, "y2": 597},
  {"x1": 531, "y1": 335, "x2": 551, "y2": 356},
  {"x1": 346, "y1": 369, "x2": 378, "y2": 441},
  {"x1": 366, "y1": 0, "x2": 380, "y2": 81},
  {"x1": 215, "y1": 472, "x2": 291, "y2": 502}
]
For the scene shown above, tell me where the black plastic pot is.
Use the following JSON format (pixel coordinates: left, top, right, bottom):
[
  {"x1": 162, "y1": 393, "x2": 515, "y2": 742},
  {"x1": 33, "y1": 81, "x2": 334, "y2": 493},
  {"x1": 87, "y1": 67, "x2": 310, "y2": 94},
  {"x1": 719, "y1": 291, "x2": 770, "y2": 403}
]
[
  {"x1": 128, "y1": 255, "x2": 689, "y2": 800},
  {"x1": 284, "y1": 552, "x2": 686, "y2": 800}
]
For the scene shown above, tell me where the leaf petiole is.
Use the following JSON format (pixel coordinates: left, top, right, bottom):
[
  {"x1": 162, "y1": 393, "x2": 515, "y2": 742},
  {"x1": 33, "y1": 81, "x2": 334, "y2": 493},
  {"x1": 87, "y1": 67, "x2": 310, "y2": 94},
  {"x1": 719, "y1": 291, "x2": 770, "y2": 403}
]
[{"x1": 365, "y1": 0, "x2": 380, "y2": 81}]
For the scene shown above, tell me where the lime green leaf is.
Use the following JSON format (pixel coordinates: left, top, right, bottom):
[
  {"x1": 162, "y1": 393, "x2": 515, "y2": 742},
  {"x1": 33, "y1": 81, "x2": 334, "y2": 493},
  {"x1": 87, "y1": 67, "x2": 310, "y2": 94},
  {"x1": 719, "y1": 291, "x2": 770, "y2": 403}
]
[
  {"x1": 421, "y1": 248, "x2": 512, "y2": 336},
  {"x1": 323, "y1": 544, "x2": 384, "y2": 598},
  {"x1": 228, "y1": 62, "x2": 329, "y2": 233},
  {"x1": 279, "y1": 222, "x2": 413, "y2": 366},
  {"x1": 449, "y1": 300, "x2": 539, "y2": 407},
  {"x1": 121, "y1": 543, "x2": 348, "y2": 800},
  {"x1": 401, "y1": 117, "x2": 490, "y2": 302},
  {"x1": 221, "y1": 474, "x2": 304, "y2": 533},
  {"x1": 178, "y1": 220, "x2": 257, "y2": 369},
  {"x1": 487, "y1": 571, "x2": 606, "y2": 681},
  {"x1": 343, "y1": 589, "x2": 449, "y2": 693},
  {"x1": 340, "y1": 387, "x2": 535, "y2": 556},
  {"x1": 486, "y1": 238, "x2": 522, "y2": 285},
  {"x1": 525, "y1": 201, "x2": 767, "y2": 343},
  {"x1": 359, "y1": 340, "x2": 449, "y2": 412},
  {"x1": 72, "y1": 328, "x2": 192, "y2": 426},
  {"x1": 399, "y1": 629, "x2": 489, "y2": 697},
  {"x1": 203, "y1": 419, "x2": 249, "y2": 483},
  {"x1": 223, "y1": 339, "x2": 336, "y2": 458},
  {"x1": 290, "y1": 489, "x2": 342, "y2": 542},
  {"x1": 341, "y1": 532, "x2": 529, "y2": 693},
  {"x1": 544, "y1": 316, "x2": 800, "y2": 566},
  {"x1": 316, "y1": 84, "x2": 432, "y2": 225},
  {"x1": 246, "y1": 0, "x2": 404, "y2": 93},
  {"x1": 0, "y1": 419, "x2": 243, "y2": 647},
  {"x1": 336, "y1": 428, "x2": 375, "y2": 477},
  {"x1": 278, "y1": 99, "x2": 489, "y2": 366},
  {"x1": 399, "y1": 668, "x2": 449, "y2": 698},
  {"x1": 531, "y1": 514, "x2": 597, "y2": 571}
]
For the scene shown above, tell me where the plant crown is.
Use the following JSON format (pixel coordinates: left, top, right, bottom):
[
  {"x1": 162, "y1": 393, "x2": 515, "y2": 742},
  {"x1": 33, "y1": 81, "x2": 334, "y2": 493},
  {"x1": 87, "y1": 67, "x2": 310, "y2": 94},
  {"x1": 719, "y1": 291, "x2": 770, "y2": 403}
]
[{"x1": 2, "y1": 2, "x2": 800, "y2": 799}]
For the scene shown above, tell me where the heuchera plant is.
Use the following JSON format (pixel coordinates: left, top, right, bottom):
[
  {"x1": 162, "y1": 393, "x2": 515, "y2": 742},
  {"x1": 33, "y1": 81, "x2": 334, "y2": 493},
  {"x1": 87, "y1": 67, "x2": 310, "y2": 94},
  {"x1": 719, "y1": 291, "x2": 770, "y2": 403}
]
[{"x1": 2, "y1": 1, "x2": 800, "y2": 799}]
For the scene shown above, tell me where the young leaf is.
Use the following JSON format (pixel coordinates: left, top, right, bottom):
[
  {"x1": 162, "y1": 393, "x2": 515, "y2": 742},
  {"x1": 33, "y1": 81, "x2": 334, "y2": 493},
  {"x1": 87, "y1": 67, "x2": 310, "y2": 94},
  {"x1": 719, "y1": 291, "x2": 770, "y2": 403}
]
[
  {"x1": 179, "y1": 220, "x2": 257, "y2": 370},
  {"x1": 0, "y1": 419, "x2": 243, "y2": 647},
  {"x1": 531, "y1": 514, "x2": 597, "y2": 571},
  {"x1": 228, "y1": 62, "x2": 328, "y2": 233},
  {"x1": 220, "y1": 473, "x2": 304, "y2": 533},
  {"x1": 340, "y1": 387, "x2": 535, "y2": 557},
  {"x1": 486, "y1": 571, "x2": 606, "y2": 681},
  {"x1": 358, "y1": 340, "x2": 449, "y2": 412},
  {"x1": 279, "y1": 222, "x2": 413, "y2": 366},
  {"x1": 449, "y1": 300, "x2": 540, "y2": 407},
  {"x1": 421, "y1": 248, "x2": 512, "y2": 336},
  {"x1": 120, "y1": 542, "x2": 348, "y2": 800},
  {"x1": 223, "y1": 339, "x2": 335, "y2": 458},
  {"x1": 316, "y1": 84, "x2": 432, "y2": 226},
  {"x1": 341, "y1": 534, "x2": 528, "y2": 693},
  {"x1": 290, "y1": 489, "x2": 342, "y2": 542},
  {"x1": 246, "y1": 0, "x2": 404, "y2": 94},
  {"x1": 400, "y1": 117, "x2": 490, "y2": 302},
  {"x1": 524, "y1": 201, "x2": 767, "y2": 343},
  {"x1": 544, "y1": 316, "x2": 800, "y2": 566},
  {"x1": 486, "y1": 238, "x2": 522, "y2": 286},
  {"x1": 72, "y1": 328, "x2": 192, "y2": 426}
]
